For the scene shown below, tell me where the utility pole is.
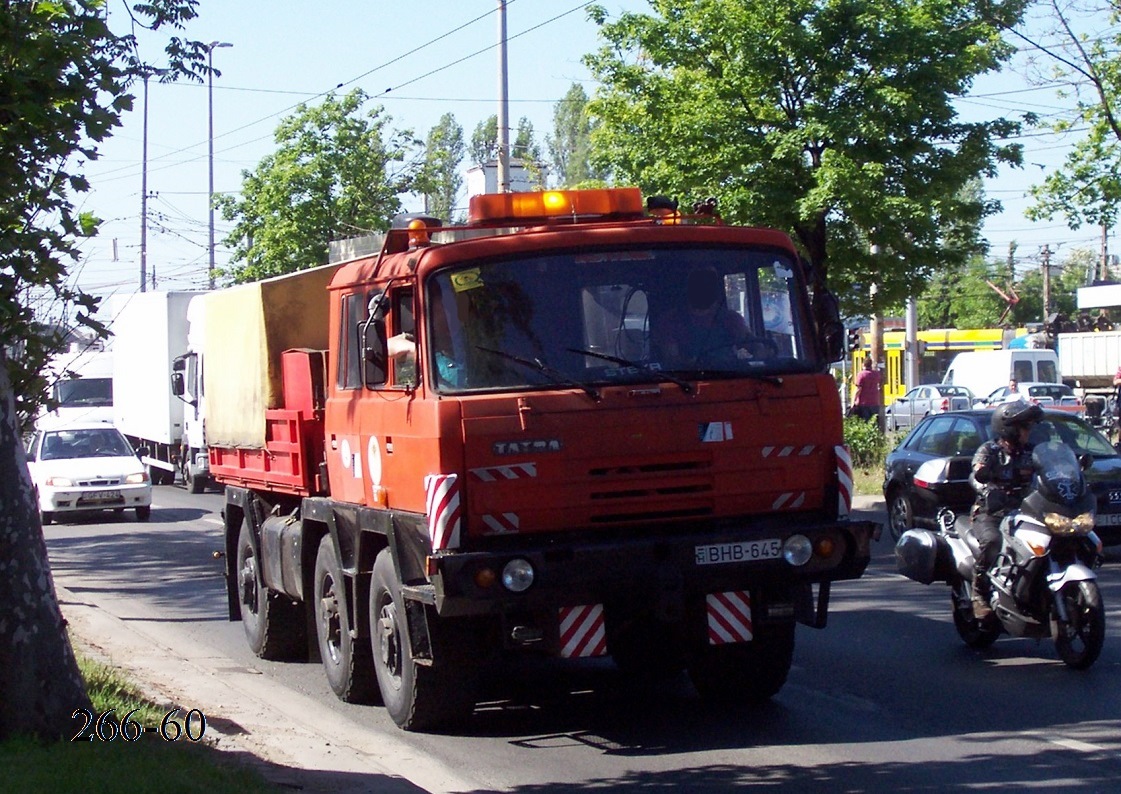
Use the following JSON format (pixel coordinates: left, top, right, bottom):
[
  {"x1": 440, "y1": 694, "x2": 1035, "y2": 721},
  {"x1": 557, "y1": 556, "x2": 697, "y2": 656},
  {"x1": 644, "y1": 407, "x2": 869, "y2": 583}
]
[
  {"x1": 207, "y1": 41, "x2": 232, "y2": 290},
  {"x1": 139, "y1": 74, "x2": 149, "y2": 293},
  {"x1": 496, "y1": 1, "x2": 510, "y2": 192},
  {"x1": 1102, "y1": 224, "x2": 1111, "y2": 281},
  {"x1": 1041, "y1": 244, "x2": 1052, "y2": 322}
]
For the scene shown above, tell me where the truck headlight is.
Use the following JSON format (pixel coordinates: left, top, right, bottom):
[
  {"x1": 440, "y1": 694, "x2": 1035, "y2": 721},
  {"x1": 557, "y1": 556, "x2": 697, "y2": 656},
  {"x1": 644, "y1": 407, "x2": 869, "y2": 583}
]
[
  {"x1": 783, "y1": 534, "x2": 813, "y2": 566},
  {"x1": 501, "y1": 559, "x2": 535, "y2": 592}
]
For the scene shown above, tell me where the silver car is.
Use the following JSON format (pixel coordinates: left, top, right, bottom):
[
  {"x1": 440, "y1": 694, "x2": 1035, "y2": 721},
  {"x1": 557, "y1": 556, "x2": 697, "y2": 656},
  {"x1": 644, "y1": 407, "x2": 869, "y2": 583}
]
[{"x1": 886, "y1": 384, "x2": 974, "y2": 431}]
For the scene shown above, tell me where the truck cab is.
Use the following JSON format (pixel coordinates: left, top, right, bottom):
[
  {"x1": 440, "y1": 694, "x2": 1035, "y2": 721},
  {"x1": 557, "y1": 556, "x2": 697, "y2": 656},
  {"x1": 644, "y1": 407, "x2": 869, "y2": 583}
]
[{"x1": 215, "y1": 188, "x2": 878, "y2": 731}]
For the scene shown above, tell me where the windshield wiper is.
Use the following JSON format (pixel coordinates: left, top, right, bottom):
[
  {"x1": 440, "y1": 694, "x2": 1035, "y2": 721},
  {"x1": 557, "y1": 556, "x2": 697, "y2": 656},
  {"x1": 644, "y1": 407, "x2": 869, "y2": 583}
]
[
  {"x1": 566, "y1": 347, "x2": 694, "y2": 394},
  {"x1": 476, "y1": 347, "x2": 600, "y2": 401},
  {"x1": 683, "y1": 367, "x2": 785, "y2": 387}
]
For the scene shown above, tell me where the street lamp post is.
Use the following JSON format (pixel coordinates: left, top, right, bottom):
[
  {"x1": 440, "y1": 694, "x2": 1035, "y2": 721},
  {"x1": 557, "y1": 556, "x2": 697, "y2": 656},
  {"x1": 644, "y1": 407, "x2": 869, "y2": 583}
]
[{"x1": 207, "y1": 41, "x2": 232, "y2": 290}]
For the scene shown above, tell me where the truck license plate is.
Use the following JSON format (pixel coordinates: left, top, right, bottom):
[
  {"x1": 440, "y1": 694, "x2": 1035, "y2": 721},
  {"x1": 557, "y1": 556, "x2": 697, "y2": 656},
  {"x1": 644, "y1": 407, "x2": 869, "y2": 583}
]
[{"x1": 695, "y1": 538, "x2": 782, "y2": 565}]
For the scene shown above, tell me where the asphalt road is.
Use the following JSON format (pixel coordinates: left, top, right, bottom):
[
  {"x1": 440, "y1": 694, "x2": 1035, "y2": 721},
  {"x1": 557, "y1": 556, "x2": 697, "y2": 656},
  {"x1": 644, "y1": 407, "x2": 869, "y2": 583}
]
[{"x1": 44, "y1": 487, "x2": 1121, "y2": 793}]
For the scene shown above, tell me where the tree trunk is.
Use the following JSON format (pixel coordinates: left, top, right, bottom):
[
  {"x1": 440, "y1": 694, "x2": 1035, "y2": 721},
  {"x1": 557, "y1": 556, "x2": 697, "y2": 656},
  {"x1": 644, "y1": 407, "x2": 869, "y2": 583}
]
[{"x1": 0, "y1": 351, "x2": 90, "y2": 740}]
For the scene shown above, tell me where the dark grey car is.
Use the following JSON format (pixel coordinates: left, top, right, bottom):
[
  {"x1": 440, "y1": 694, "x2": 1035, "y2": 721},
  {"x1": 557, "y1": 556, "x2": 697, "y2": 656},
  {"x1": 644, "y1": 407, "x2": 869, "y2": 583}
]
[
  {"x1": 885, "y1": 384, "x2": 974, "y2": 431},
  {"x1": 882, "y1": 409, "x2": 1121, "y2": 544}
]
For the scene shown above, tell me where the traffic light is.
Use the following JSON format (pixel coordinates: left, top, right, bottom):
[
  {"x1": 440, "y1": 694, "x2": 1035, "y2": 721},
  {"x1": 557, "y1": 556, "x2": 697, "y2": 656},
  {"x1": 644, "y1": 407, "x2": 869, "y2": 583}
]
[{"x1": 847, "y1": 328, "x2": 862, "y2": 352}]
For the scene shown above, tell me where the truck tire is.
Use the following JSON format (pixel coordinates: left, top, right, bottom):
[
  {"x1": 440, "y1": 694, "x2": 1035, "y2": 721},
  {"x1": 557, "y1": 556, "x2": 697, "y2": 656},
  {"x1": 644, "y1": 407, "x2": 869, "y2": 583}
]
[
  {"x1": 688, "y1": 621, "x2": 795, "y2": 704},
  {"x1": 370, "y1": 548, "x2": 475, "y2": 730},
  {"x1": 187, "y1": 467, "x2": 207, "y2": 494},
  {"x1": 236, "y1": 520, "x2": 305, "y2": 660},
  {"x1": 314, "y1": 536, "x2": 378, "y2": 703}
]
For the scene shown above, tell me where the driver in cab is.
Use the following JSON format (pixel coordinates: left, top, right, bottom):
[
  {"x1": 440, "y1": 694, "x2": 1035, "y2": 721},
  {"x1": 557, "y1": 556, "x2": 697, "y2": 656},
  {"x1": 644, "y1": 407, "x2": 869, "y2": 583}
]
[{"x1": 657, "y1": 266, "x2": 750, "y2": 368}]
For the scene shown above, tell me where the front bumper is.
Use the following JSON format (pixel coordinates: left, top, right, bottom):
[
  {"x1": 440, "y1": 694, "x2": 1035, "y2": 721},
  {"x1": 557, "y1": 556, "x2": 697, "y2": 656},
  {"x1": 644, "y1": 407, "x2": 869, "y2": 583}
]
[
  {"x1": 40, "y1": 483, "x2": 152, "y2": 514},
  {"x1": 429, "y1": 517, "x2": 879, "y2": 617}
]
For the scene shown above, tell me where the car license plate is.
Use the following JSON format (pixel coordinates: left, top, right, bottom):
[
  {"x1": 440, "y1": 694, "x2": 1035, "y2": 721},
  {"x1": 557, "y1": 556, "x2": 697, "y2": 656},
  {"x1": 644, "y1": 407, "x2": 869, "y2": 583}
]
[
  {"x1": 78, "y1": 490, "x2": 122, "y2": 505},
  {"x1": 1096, "y1": 512, "x2": 1121, "y2": 526},
  {"x1": 695, "y1": 538, "x2": 782, "y2": 565}
]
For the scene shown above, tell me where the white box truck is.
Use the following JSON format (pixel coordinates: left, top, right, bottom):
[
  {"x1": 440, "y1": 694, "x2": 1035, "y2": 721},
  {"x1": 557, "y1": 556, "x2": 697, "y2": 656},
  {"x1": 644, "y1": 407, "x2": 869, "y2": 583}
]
[
  {"x1": 110, "y1": 291, "x2": 207, "y2": 486},
  {"x1": 941, "y1": 348, "x2": 1061, "y2": 402},
  {"x1": 170, "y1": 294, "x2": 211, "y2": 493},
  {"x1": 35, "y1": 344, "x2": 114, "y2": 430}
]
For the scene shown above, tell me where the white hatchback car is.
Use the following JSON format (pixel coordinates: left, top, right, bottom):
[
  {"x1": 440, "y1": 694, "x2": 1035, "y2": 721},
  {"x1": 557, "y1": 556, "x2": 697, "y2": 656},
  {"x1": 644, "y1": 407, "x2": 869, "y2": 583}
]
[{"x1": 27, "y1": 422, "x2": 152, "y2": 524}]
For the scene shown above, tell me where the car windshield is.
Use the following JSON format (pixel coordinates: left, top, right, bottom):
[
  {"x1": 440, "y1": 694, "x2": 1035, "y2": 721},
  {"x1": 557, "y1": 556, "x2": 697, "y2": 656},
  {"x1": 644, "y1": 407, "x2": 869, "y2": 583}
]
[
  {"x1": 40, "y1": 428, "x2": 133, "y2": 460},
  {"x1": 426, "y1": 245, "x2": 817, "y2": 392},
  {"x1": 1028, "y1": 416, "x2": 1115, "y2": 456}
]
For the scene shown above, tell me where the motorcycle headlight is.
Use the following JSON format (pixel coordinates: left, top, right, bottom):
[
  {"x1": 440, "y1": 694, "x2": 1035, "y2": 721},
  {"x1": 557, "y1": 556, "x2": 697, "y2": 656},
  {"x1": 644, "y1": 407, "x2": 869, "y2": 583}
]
[{"x1": 1044, "y1": 511, "x2": 1095, "y2": 535}]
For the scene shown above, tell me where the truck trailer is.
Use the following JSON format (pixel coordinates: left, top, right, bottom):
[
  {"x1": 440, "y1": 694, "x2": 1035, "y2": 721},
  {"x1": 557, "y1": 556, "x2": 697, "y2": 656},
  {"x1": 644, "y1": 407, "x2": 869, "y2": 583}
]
[
  {"x1": 111, "y1": 291, "x2": 207, "y2": 485},
  {"x1": 211, "y1": 188, "x2": 879, "y2": 731}
]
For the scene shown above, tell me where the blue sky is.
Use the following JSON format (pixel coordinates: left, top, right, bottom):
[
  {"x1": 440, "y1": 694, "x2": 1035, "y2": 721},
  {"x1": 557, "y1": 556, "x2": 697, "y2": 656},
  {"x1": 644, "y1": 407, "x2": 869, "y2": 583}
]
[{"x1": 72, "y1": 0, "x2": 1098, "y2": 311}]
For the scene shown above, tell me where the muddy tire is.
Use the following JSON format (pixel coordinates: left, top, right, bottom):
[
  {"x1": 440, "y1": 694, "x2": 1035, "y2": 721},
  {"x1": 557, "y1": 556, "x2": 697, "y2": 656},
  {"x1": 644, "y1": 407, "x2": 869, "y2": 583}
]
[
  {"x1": 370, "y1": 549, "x2": 475, "y2": 730},
  {"x1": 313, "y1": 536, "x2": 377, "y2": 703},
  {"x1": 688, "y1": 622, "x2": 795, "y2": 704},
  {"x1": 236, "y1": 519, "x2": 305, "y2": 660}
]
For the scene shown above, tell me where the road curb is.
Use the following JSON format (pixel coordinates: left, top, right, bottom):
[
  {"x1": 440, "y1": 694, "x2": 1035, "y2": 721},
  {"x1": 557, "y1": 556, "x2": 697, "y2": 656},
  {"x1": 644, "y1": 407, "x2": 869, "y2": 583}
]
[{"x1": 57, "y1": 582, "x2": 467, "y2": 794}]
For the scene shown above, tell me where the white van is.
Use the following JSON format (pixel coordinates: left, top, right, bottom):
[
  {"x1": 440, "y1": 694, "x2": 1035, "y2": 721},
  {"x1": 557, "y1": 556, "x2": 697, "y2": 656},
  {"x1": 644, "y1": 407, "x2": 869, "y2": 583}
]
[{"x1": 941, "y1": 349, "x2": 1060, "y2": 402}]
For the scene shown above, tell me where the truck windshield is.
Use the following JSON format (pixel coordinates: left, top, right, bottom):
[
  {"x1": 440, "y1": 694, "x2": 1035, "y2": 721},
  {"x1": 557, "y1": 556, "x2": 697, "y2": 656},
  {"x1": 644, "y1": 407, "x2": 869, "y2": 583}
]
[
  {"x1": 426, "y1": 246, "x2": 816, "y2": 392},
  {"x1": 54, "y1": 377, "x2": 113, "y2": 407}
]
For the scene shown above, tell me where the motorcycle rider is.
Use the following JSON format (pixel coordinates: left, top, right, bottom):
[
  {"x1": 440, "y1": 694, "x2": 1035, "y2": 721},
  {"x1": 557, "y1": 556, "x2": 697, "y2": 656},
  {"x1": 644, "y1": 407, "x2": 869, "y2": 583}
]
[{"x1": 968, "y1": 401, "x2": 1044, "y2": 620}]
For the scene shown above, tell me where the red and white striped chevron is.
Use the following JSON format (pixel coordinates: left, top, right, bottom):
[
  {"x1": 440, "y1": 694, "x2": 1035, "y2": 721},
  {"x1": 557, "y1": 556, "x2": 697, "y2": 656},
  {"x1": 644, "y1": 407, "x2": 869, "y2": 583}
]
[
  {"x1": 424, "y1": 473, "x2": 461, "y2": 551},
  {"x1": 480, "y1": 512, "x2": 519, "y2": 534},
  {"x1": 470, "y1": 462, "x2": 538, "y2": 482},
  {"x1": 558, "y1": 604, "x2": 607, "y2": 658},
  {"x1": 836, "y1": 444, "x2": 853, "y2": 517},
  {"x1": 761, "y1": 444, "x2": 817, "y2": 458},
  {"x1": 706, "y1": 591, "x2": 754, "y2": 645},
  {"x1": 772, "y1": 491, "x2": 806, "y2": 510}
]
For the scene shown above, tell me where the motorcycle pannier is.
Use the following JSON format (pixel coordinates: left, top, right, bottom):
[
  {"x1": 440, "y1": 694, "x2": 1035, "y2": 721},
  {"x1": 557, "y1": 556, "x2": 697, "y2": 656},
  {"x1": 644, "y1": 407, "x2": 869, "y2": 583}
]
[{"x1": 895, "y1": 529, "x2": 955, "y2": 585}]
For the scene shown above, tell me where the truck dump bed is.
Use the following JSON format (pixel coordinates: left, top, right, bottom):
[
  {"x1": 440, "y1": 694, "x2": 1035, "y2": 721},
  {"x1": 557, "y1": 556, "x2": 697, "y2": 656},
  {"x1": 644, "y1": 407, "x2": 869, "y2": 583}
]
[{"x1": 202, "y1": 263, "x2": 340, "y2": 449}]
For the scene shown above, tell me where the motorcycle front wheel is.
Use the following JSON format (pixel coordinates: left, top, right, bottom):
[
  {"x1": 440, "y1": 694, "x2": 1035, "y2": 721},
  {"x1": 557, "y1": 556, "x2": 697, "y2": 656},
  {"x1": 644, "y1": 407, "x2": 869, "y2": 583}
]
[
  {"x1": 1053, "y1": 580, "x2": 1105, "y2": 670},
  {"x1": 951, "y1": 580, "x2": 1000, "y2": 650}
]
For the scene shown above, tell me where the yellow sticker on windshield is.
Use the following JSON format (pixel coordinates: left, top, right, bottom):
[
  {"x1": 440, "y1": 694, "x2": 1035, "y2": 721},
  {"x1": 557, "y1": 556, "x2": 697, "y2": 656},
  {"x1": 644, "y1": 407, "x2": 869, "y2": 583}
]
[{"x1": 450, "y1": 268, "x2": 483, "y2": 292}]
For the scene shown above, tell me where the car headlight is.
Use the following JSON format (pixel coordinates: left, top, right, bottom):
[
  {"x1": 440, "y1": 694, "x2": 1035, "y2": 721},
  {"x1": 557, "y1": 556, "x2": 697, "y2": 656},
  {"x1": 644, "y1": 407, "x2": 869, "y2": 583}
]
[
  {"x1": 125, "y1": 472, "x2": 149, "y2": 484},
  {"x1": 45, "y1": 476, "x2": 74, "y2": 487},
  {"x1": 1044, "y1": 511, "x2": 1095, "y2": 535},
  {"x1": 783, "y1": 534, "x2": 813, "y2": 566},
  {"x1": 501, "y1": 558, "x2": 535, "y2": 592}
]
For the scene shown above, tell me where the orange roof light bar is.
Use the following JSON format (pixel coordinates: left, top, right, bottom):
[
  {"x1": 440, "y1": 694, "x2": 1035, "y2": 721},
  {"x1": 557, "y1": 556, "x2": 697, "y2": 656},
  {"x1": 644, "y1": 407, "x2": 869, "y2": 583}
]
[{"x1": 468, "y1": 188, "x2": 644, "y2": 225}]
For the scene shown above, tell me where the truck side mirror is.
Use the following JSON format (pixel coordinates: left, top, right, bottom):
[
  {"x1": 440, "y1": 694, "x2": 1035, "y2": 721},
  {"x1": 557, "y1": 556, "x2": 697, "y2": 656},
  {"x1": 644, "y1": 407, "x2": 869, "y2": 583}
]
[
  {"x1": 170, "y1": 371, "x2": 186, "y2": 398},
  {"x1": 362, "y1": 318, "x2": 388, "y2": 387},
  {"x1": 812, "y1": 288, "x2": 844, "y2": 362}
]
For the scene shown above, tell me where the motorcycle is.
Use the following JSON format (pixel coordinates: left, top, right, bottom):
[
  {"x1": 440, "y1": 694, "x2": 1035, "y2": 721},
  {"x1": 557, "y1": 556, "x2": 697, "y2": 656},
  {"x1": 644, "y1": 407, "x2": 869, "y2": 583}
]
[{"x1": 895, "y1": 440, "x2": 1107, "y2": 669}]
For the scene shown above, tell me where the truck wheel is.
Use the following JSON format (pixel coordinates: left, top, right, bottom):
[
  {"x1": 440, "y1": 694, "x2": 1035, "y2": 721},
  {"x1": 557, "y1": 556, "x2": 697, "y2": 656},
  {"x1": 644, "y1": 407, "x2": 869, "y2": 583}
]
[
  {"x1": 187, "y1": 467, "x2": 206, "y2": 494},
  {"x1": 236, "y1": 520, "x2": 305, "y2": 660},
  {"x1": 370, "y1": 549, "x2": 475, "y2": 730},
  {"x1": 314, "y1": 536, "x2": 377, "y2": 703},
  {"x1": 688, "y1": 622, "x2": 795, "y2": 704}
]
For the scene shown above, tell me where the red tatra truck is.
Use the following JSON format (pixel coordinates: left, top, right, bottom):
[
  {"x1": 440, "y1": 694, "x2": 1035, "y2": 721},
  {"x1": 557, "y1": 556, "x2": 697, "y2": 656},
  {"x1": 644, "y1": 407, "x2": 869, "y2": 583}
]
[{"x1": 211, "y1": 187, "x2": 879, "y2": 731}]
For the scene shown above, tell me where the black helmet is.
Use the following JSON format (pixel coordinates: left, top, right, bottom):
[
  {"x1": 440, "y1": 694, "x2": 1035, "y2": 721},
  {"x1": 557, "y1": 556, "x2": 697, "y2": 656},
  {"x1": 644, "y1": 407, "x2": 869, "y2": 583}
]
[{"x1": 991, "y1": 400, "x2": 1044, "y2": 442}]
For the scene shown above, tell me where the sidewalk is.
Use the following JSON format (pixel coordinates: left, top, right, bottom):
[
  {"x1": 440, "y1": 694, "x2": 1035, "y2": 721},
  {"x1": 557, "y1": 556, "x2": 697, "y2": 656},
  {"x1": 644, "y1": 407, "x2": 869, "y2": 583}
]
[{"x1": 58, "y1": 582, "x2": 467, "y2": 794}]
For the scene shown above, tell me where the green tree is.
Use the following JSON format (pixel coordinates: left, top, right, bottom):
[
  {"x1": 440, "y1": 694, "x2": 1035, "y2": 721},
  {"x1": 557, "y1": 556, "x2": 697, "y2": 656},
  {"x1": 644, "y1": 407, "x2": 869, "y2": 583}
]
[
  {"x1": 1023, "y1": 3, "x2": 1121, "y2": 238},
  {"x1": 418, "y1": 113, "x2": 465, "y2": 222},
  {"x1": 547, "y1": 82, "x2": 606, "y2": 187},
  {"x1": 217, "y1": 89, "x2": 414, "y2": 282},
  {"x1": 470, "y1": 115, "x2": 498, "y2": 166},
  {"x1": 0, "y1": 0, "x2": 206, "y2": 741},
  {"x1": 585, "y1": 0, "x2": 1027, "y2": 315}
]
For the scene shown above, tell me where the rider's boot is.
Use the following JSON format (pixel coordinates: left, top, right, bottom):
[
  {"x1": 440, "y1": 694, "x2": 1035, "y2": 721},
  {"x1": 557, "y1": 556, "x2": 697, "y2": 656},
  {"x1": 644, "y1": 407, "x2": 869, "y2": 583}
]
[{"x1": 972, "y1": 571, "x2": 993, "y2": 621}]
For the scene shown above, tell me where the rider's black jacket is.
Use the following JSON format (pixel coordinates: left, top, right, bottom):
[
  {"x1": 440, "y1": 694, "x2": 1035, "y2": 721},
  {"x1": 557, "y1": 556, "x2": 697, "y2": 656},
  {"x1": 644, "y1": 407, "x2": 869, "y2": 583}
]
[{"x1": 970, "y1": 439, "x2": 1034, "y2": 517}]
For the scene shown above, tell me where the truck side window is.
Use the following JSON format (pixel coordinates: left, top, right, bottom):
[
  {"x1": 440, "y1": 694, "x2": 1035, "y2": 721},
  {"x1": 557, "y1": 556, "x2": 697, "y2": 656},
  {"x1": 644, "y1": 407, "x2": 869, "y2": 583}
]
[
  {"x1": 391, "y1": 289, "x2": 416, "y2": 388},
  {"x1": 338, "y1": 292, "x2": 366, "y2": 390}
]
